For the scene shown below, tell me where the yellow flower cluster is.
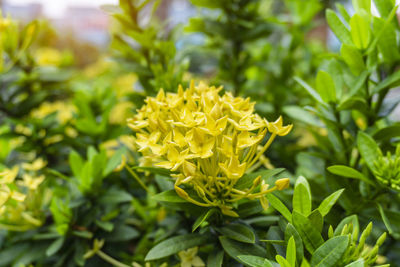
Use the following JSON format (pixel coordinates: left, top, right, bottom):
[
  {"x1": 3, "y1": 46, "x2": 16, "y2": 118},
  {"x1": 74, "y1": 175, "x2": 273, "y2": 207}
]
[
  {"x1": 30, "y1": 101, "x2": 76, "y2": 125},
  {"x1": 128, "y1": 82, "x2": 292, "y2": 216},
  {"x1": 0, "y1": 158, "x2": 47, "y2": 230}
]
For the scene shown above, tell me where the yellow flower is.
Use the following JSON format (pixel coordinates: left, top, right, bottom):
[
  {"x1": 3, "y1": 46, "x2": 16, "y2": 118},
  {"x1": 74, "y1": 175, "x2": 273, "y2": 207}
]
[
  {"x1": 19, "y1": 174, "x2": 45, "y2": 190},
  {"x1": 35, "y1": 47, "x2": 62, "y2": 66},
  {"x1": 178, "y1": 247, "x2": 205, "y2": 267},
  {"x1": 22, "y1": 158, "x2": 47, "y2": 171},
  {"x1": 129, "y1": 81, "x2": 292, "y2": 216},
  {"x1": 0, "y1": 166, "x2": 19, "y2": 184}
]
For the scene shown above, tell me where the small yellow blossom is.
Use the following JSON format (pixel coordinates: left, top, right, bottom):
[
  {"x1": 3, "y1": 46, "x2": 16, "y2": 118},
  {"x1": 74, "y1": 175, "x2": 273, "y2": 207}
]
[
  {"x1": 35, "y1": 47, "x2": 62, "y2": 66},
  {"x1": 129, "y1": 81, "x2": 292, "y2": 216},
  {"x1": 178, "y1": 247, "x2": 205, "y2": 267},
  {"x1": 30, "y1": 101, "x2": 76, "y2": 124},
  {"x1": 0, "y1": 166, "x2": 19, "y2": 184},
  {"x1": 22, "y1": 158, "x2": 47, "y2": 171},
  {"x1": 19, "y1": 174, "x2": 45, "y2": 190}
]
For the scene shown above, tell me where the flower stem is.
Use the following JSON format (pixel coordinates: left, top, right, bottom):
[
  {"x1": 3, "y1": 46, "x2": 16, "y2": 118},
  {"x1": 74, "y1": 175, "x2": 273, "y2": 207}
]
[
  {"x1": 96, "y1": 250, "x2": 131, "y2": 267},
  {"x1": 125, "y1": 166, "x2": 151, "y2": 194}
]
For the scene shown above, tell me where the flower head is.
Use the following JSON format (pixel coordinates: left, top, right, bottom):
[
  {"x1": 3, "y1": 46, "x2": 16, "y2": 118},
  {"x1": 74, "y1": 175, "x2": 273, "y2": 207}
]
[{"x1": 129, "y1": 81, "x2": 292, "y2": 216}]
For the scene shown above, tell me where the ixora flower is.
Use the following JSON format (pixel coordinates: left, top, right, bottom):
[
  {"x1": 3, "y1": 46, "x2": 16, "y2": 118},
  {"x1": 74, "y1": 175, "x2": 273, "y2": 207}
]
[{"x1": 128, "y1": 81, "x2": 292, "y2": 216}]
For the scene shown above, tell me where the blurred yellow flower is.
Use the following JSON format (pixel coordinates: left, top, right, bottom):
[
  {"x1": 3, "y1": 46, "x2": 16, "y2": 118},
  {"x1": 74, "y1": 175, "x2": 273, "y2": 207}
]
[
  {"x1": 178, "y1": 247, "x2": 205, "y2": 267},
  {"x1": 30, "y1": 101, "x2": 76, "y2": 124},
  {"x1": 113, "y1": 73, "x2": 137, "y2": 97},
  {"x1": 35, "y1": 47, "x2": 62, "y2": 66},
  {"x1": 109, "y1": 101, "x2": 134, "y2": 124},
  {"x1": 129, "y1": 81, "x2": 292, "y2": 216},
  {"x1": 0, "y1": 166, "x2": 19, "y2": 184},
  {"x1": 22, "y1": 158, "x2": 47, "y2": 171}
]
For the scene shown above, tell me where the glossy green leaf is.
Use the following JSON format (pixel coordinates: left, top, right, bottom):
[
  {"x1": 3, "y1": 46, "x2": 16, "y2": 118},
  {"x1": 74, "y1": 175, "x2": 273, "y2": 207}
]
[
  {"x1": 286, "y1": 236, "x2": 296, "y2": 266},
  {"x1": 219, "y1": 236, "x2": 266, "y2": 264},
  {"x1": 344, "y1": 259, "x2": 364, "y2": 267},
  {"x1": 283, "y1": 105, "x2": 322, "y2": 127},
  {"x1": 357, "y1": 131, "x2": 382, "y2": 173},
  {"x1": 341, "y1": 44, "x2": 365, "y2": 75},
  {"x1": 292, "y1": 211, "x2": 324, "y2": 253},
  {"x1": 276, "y1": 255, "x2": 291, "y2": 267},
  {"x1": 266, "y1": 193, "x2": 292, "y2": 222},
  {"x1": 372, "y1": 70, "x2": 400, "y2": 94},
  {"x1": 153, "y1": 189, "x2": 187, "y2": 203},
  {"x1": 317, "y1": 189, "x2": 345, "y2": 216},
  {"x1": 192, "y1": 208, "x2": 217, "y2": 232},
  {"x1": 308, "y1": 210, "x2": 324, "y2": 233},
  {"x1": 327, "y1": 165, "x2": 373, "y2": 185},
  {"x1": 207, "y1": 250, "x2": 224, "y2": 267},
  {"x1": 46, "y1": 237, "x2": 64, "y2": 257},
  {"x1": 310, "y1": 236, "x2": 349, "y2": 267},
  {"x1": 238, "y1": 255, "x2": 273, "y2": 267},
  {"x1": 294, "y1": 77, "x2": 325, "y2": 106},
  {"x1": 285, "y1": 223, "x2": 304, "y2": 263},
  {"x1": 145, "y1": 234, "x2": 209, "y2": 260},
  {"x1": 293, "y1": 176, "x2": 312, "y2": 216},
  {"x1": 350, "y1": 14, "x2": 371, "y2": 50},
  {"x1": 316, "y1": 70, "x2": 336, "y2": 103},
  {"x1": 326, "y1": 9, "x2": 352, "y2": 44},
  {"x1": 352, "y1": 0, "x2": 371, "y2": 13},
  {"x1": 218, "y1": 224, "x2": 255, "y2": 244}
]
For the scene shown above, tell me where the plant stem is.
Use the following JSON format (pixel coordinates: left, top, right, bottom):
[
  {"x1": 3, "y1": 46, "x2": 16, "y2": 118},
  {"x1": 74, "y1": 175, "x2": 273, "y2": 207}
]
[
  {"x1": 96, "y1": 250, "x2": 131, "y2": 267},
  {"x1": 125, "y1": 165, "x2": 151, "y2": 194}
]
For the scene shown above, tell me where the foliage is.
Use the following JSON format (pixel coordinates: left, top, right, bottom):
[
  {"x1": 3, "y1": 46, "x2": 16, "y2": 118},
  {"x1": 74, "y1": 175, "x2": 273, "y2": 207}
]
[{"x1": 1, "y1": 0, "x2": 400, "y2": 266}]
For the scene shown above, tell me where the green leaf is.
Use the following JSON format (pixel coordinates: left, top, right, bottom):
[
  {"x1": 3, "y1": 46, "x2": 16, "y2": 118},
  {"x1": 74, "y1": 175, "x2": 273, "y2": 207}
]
[
  {"x1": 218, "y1": 224, "x2": 255, "y2": 244},
  {"x1": 283, "y1": 105, "x2": 322, "y2": 127},
  {"x1": 103, "y1": 224, "x2": 139, "y2": 242},
  {"x1": 340, "y1": 44, "x2": 365, "y2": 75},
  {"x1": 308, "y1": 210, "x2": 324, "y2": 233},
  {"x1": 326, "y1": 9, "x2": 352, "y2": 44},
  {"x1": 293, "y1": 176, "x2": 312, "y2": 216},
  {"x1": 373, "y1": 0, "x2": 395, "y2": 18},
  {"x1": 238, "y1": 255, "x2": 273, "y2": 267},
  {"x1": 276, "y1": 255, "x2": 291, "y2": 267},
  {"x1": 310, "y1": 236, "x2": 349, "y2": 267},
  {"x1": 219, "y1": 236, "x2": 266, "y2": 264},
  {"x1": 192, "y1": 208, "x2": 217, "y2": 232},
  {"x1": 207, "y1": 250, "x2": 224, "y2": 267},
  {"x1": 235, "y1": 168, "x2": 284, "y2": 190},
  {"x1": 372, "y1": 70, "x2": 400, "y2": 94},
  {"x1": 372, "y1": 17, "x2": 400, "y2": 63},
  {"x1": 344, "y1": 259, "x2": 364, "y2": 267},
  {"x1": 357, "y1": 131, "x2": 382, "y2": 173},
  {"x1": 350, "y1": 14, "x2": 371, "y2": 50},
  {"x1": 373, "y1": 125, "x2": 400, "y2": 141},
  {"x1": 286, "y1": 236, "x2": 296, "y2": 267},
  {"x1": 352, "y1": 0, "x2": 371, "y2": 13},
  {"x1": 153, "y1": 189, "x2": 187, "y2": 203},
  {"x1": 377, "y1": 203, "x2": 394, "y2": 235},
  {"x1": 327, "y1": 165, "x2": 373, "y2": 185},
  {"x1": 316, "y1": 71, "x2": 336, "y2": 103},
  {"x1": 69, "y1": 150, "x2": 83, "y2": 179},
  {"x1": 292, "y1": 211, "x2": 324, "y2": 253},
  {"x1": 294, "y1": 77, "x2": 325, "y2": 106},
  {"x1": 366, "y1": 4, "x2": 398, "y2": 55},
  {"x1": 266, "y1": 193, "x2": 292, "y2": 222},
  {"x1": 285, "y1": 223, "x2": 304, "y2": 263},
  {"x1": 98, "y1": 189, "x2": 133, "y2": 204},
  {"x1": 317, "y1": 189, "x2": 345, "y2": 217},
  {"x1": 336, "y1": 3, "x2": 351, "y2": 22},
  {"x1": 46, "y1": 237, "x2": 64, "y2": 257},
  {"x1": 103, "y1": 148, "x2": 126, "y2": 177},
  {"x1": 145, "y1": 234, "x2": 209, "y2": 261},
  {"x1": 95, "y1": 220, "x2": 114, "y2": 232},
  {"x1": 334, "y1": 215, "x2": 359, "y2": 236}
]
